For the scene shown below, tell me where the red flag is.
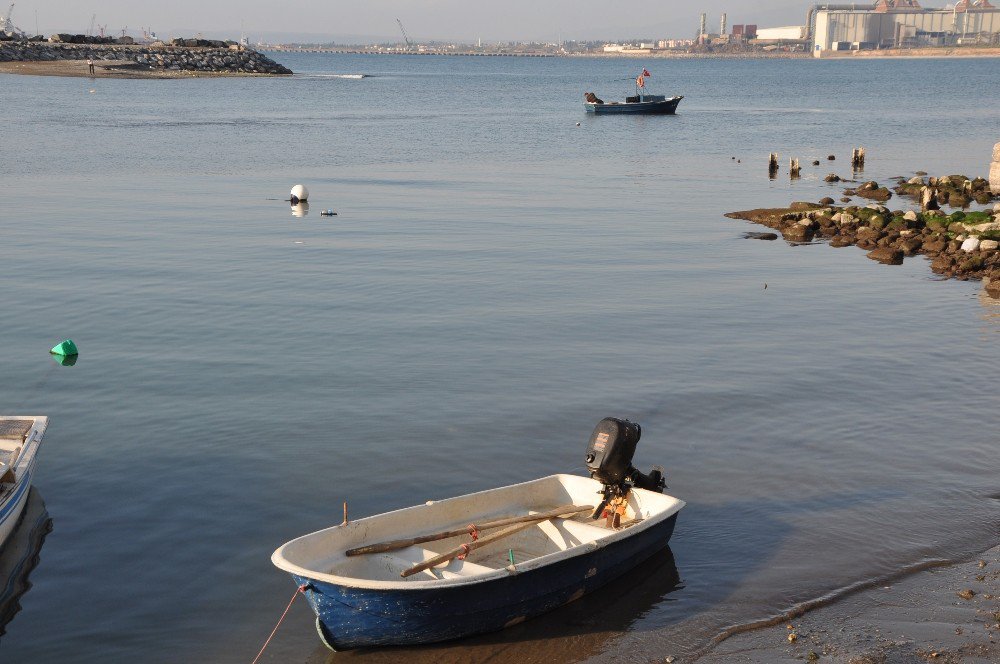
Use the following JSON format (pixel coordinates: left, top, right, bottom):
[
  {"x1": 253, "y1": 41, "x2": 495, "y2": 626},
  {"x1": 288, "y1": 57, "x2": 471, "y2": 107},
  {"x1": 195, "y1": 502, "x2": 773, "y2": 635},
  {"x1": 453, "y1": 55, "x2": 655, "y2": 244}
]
[
  {"x1": 642, "y1": 68, "x2": 652, "y2": 77},
  {"x1": 636, "y1": 75, "x2": 645, "y2": 88}
]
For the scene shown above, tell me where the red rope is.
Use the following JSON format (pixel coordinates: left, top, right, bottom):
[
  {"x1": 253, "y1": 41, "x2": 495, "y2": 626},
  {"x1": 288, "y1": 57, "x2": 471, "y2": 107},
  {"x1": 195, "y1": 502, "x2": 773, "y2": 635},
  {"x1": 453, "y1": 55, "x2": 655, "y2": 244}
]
[
  {"x1": 251, "y1": 584, "x2": 307, "y2": 664},
  {"x1": 467, "y1": 523, "x2": 479, "y2": 541},
  {"x1": 456, "y1": 543, "x2": 472, "y2": 560}
]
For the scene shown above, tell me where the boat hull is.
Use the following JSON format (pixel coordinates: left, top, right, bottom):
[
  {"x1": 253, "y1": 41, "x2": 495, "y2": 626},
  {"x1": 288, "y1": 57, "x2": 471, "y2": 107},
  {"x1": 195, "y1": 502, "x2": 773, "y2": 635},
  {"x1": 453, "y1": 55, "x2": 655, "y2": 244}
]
[
  {"x1": 585, "y1": 96, "x2": 682, "y2": 115},
  {"x1": 0, "y1": 418, "x2": 45, "y2": 550},
  {"x1": 294, "y1": 511, "x2": 678, "y2": 650}
]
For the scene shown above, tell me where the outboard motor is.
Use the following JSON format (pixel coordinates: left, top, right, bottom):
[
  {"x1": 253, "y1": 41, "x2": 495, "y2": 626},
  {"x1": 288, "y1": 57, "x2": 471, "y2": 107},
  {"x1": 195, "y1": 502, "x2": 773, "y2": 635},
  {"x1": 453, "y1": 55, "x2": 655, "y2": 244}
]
[{"x1": 584, "y1": 417, "x2": 665, "y2": 521}]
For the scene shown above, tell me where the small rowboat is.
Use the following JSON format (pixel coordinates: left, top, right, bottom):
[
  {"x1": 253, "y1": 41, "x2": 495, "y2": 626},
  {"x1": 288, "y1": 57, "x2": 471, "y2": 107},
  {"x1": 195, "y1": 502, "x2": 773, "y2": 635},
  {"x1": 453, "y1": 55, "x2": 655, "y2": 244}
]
[
  {"x1": 0, "y1": 417, "x2": 47, "y2": 550},
  {"x1": 272, "y1": 418, "x2": 685, "y2": 650}
]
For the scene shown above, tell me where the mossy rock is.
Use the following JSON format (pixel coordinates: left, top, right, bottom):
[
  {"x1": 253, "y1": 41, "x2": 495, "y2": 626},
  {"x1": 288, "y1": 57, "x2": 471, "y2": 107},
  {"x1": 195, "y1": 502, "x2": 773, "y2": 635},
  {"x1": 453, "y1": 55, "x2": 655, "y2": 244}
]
[
  {"x1": 869, "y1": 214, "x2": 888, "y2": 230},
  {"x1": 959, "y1": 255, "x2": 985, "y2": 272},
  {"x1": 926, "y1": 218, "x2": 949, "y2": 232},
  {"x1": 964, "y1": 211, "x2": 992, "y2": 223},
  {"x1": 949, "y1": 194, "x2": 970, "y2": 207},
  {"x1": 980, "y1": 230, "x2": 1000, "y2": 242},
  {"x1": 854, "y1": 208, "x2": 880, "y2": 221},
  {"x1": 950, "y1": 211, "x2": 967, "y2": 221},
  {"x1": 946, "y1": 174, "x2": 970, "y2": 183},
  {"x1": 975, "y1": 191, "x2": 993, "y2": 205},
  {"x1": 886, "y1": 218, "x2": 907, "y2": 231}
]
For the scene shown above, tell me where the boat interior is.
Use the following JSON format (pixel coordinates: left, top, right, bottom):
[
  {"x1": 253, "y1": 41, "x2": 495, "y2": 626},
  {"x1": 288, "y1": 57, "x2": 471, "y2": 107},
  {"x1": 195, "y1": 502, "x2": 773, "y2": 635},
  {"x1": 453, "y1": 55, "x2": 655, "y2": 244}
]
[
  {"x1": 274, "y1": 474, "x2": 684, "y2": 586},
  {"x1": 0, "y1": 418, "x2": 37, "y2": 485}
]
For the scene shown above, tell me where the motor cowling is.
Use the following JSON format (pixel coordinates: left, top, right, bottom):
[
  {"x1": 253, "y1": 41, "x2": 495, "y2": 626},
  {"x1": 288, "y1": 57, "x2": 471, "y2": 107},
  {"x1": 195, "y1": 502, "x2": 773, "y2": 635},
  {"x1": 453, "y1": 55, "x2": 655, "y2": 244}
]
[{"x1": 584, "y1": 417, "x2": 665, "y2": 493}]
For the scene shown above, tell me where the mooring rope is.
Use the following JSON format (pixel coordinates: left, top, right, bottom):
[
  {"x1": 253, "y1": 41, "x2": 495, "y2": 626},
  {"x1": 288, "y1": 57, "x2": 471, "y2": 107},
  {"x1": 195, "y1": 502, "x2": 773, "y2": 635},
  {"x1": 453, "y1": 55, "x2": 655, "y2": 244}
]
[{"x1": 250, "y1": 583, "x2": 308, "y2": 664}]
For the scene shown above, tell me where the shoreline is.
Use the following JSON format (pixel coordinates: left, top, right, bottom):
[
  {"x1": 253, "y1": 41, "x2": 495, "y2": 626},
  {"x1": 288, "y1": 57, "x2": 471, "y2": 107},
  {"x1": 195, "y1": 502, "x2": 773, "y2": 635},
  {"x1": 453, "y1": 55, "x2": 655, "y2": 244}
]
[
  {"x1": 261, "y1": 47, "x2": 1000, "y2": 60},
  {"x1": 700, "y1": 545, "x2": 1000, "y2": 663},
  {"x1": 0, "y1": 60, "x2": 287, "y2": 79},
  {"x1": 0, "y1": 60, "x2": 284, "y2": 79}
]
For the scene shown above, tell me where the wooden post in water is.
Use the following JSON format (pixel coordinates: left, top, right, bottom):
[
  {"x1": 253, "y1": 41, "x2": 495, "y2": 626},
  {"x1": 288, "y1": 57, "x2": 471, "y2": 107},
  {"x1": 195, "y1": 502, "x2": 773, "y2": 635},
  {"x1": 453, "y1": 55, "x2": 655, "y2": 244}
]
[
  {"x1": 769, "y1": 153, "x2": 779, "y2": 177},
  {"x1": 789, "y1": 158, "x2": 801, "y2": 178},
  {"x1": 921, "y1": 186, "x2": 939, "y2": 211},
  {"x1": 851, "y1": 147, "x2": 866, "y2": 170}
]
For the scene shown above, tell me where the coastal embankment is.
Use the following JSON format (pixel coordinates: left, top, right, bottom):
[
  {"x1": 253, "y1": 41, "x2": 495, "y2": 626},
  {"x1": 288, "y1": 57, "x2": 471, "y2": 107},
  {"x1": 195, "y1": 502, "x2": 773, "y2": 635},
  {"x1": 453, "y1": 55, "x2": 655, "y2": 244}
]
[{"x1": 0, "y1": 41, "x2": 292, "y2": 77}]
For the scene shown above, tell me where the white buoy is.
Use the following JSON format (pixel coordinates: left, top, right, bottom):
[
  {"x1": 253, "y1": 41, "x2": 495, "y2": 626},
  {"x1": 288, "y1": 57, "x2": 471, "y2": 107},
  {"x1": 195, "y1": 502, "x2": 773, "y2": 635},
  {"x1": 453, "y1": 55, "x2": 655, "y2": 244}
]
[{"x1": 290, "y1": 184, "x2": 309, "y2": 204}]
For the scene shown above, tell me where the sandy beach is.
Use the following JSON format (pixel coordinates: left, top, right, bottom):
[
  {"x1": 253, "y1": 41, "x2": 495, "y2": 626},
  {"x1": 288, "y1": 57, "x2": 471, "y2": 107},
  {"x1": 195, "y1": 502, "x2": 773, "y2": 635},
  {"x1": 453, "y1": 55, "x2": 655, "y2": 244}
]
[
  {"x1": 700, "y1": 546, "x2": 1000, "y2": 663},
  {"x1": 0, "y1": 59, "x2": 283, "y2": 78}
]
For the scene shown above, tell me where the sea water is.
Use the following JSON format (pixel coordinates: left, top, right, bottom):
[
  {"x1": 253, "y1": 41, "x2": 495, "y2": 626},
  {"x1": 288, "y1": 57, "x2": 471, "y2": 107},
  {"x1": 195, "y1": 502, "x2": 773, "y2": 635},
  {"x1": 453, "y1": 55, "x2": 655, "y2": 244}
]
[{"x1": 1, "y1": 53, "x2": 998, "y2": 662}]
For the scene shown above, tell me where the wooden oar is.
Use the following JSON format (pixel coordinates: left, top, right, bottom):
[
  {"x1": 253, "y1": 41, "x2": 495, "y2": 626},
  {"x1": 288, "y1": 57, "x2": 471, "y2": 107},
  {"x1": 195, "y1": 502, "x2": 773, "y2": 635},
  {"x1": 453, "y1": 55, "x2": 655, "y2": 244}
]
[
  {"x1": 346, "y1": 504, "x2": 592, "y2": 557},
  {"x1": 400, "y1": 505, "x2": 593, "y2": 578}
]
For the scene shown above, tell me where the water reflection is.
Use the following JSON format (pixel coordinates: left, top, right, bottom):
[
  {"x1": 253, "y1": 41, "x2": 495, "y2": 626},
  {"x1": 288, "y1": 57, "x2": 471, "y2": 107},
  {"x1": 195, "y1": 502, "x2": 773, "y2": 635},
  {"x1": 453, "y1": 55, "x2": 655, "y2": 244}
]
[
  {"x1": 291, "y1": 202, "x2": 310, "y2": 217},
  {"x1": 50, "y1": 353, "x2": 77, "y2": 367},
  {"x1": 0, "y1": 488, "x2": 52, "y2": 639},
  {"x1": 321, "y1": 546, "x2": 682, "y2": 664}
]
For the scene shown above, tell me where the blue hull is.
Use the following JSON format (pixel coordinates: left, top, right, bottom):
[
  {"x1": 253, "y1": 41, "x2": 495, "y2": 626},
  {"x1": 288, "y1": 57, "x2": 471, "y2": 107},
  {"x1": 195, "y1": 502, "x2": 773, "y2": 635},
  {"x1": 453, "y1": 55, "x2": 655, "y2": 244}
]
[
  {"x1": 293, "y1": 511, "x2": 678, "y2": 650},
  {"x1": 585, "y1": 96, "x2": 682, "y2": 115}
]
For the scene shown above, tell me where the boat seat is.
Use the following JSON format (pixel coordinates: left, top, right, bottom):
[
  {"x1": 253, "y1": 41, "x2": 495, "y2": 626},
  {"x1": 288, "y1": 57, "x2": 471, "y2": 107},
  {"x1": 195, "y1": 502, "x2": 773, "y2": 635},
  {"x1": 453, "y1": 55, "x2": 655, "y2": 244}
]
[{"x1": 0, "y1": 420, "x2": 32, "y2": 442}]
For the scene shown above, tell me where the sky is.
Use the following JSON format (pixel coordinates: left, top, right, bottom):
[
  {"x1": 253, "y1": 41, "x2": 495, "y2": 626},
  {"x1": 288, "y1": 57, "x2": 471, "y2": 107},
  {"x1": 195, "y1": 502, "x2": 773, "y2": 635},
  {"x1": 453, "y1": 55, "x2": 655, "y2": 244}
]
[{"x1": 9, "y1": 1, "x2": 818, "y2": 43}]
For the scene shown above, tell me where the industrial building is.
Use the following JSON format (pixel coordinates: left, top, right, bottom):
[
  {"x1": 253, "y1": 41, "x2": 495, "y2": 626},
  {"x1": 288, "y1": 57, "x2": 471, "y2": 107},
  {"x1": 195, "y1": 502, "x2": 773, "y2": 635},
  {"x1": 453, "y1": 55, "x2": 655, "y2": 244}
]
[{"x1": 811, "y1": 0, "x2": 1000, "y2": 56}]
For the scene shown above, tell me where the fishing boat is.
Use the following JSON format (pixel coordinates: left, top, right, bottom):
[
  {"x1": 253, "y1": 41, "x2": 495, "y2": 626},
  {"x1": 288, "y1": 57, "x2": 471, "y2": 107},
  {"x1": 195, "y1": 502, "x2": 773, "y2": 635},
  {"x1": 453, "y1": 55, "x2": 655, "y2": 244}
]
[
  {"x1": 272, "y1": 417, "x2": 685, "y2": 650},
  {"x1": 584, "y1": 68, "x2": 683, "y2": 115},
  {"x1": 0, "y1": 417, "x2": 47, "y2": 550}
]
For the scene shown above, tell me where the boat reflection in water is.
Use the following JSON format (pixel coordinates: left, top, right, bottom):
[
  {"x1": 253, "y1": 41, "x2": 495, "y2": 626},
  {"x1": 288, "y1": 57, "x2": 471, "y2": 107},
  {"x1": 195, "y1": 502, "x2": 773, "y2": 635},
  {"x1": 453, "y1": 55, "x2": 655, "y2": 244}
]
[
  {"x1": 0, "y1": 488, "x2": 52, "y2": 639},
  {"x1": 322, "y1": 545, "x2": 682, "y2": 664}
]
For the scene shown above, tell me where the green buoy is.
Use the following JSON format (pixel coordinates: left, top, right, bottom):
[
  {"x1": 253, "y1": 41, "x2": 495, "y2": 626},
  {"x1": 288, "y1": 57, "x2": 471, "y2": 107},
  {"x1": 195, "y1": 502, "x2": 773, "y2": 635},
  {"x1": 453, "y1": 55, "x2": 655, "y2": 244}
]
[{"x1": 50, "y1": 339, "x2": 78, "y2": 356}]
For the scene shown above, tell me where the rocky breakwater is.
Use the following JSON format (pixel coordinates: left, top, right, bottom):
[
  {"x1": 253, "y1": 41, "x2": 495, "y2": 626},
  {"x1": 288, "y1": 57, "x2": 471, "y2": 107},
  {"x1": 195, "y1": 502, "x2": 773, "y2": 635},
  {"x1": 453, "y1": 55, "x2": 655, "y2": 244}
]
[
  {"x1": 726, "y1": 171, "x2": 1000, "y2": 299},
  {"x1": 0, "y1": 38, "x2": 292, "y2": 75}
]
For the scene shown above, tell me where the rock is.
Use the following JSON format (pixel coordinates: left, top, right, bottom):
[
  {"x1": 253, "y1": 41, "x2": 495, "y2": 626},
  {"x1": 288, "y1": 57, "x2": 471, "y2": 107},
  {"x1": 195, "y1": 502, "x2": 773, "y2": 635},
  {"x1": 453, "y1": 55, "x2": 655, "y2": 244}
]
[
  {"x1": 903, "y1": 210, "x2": 919, "y2": 222},
  {"x1": 812, "y1": 160, "x2": 820, "y2": 166},
  {"x1": 907, "y1": 176, "x2": 924, "y2": 185},
  {"x1": 840, "y1": 197, "x2": 852, "y2": 203},
  {"x1": 981, "y1": 239, "x2": 999, "y2": 251},
  {"x1": 830, "y1": 235, "x2": 853, "y2": 247},
  {"x1": 961, "y1": 237, "x2": 980, "y2": 252},
  {"x1": 867, "y1": 247, "x2": 904, "y2": 265},
  {"x1": 827, "y1": 155, "x2": 836, "y2": 160},
  {"x1": 824, "y1": 173, "x2": 841, "y2": 183},
  {"x1": 899, "y1": 237, "x2": 922, "y2": 255},
  {"x1": 819, "y1": 197, "x2": 835, "y2": 205},
  {"x1": 986, "y1": 278, "x2": 1000, "y2": 299},
  {"x1": 915, "y1": 170, "x2": 928, "y2": 176},
  {"x1": 781, "y1": 225, "x2": 814, "y2": 242},
  {"x1": 744, "y1": 232, "x2": 778, "y2": 241}
]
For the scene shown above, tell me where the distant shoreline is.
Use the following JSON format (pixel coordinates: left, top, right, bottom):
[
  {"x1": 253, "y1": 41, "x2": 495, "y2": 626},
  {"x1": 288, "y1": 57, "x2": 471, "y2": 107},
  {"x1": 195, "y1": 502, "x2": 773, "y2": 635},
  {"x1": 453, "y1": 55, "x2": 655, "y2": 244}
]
[{"x1": 261, "y1": 46, "x2": 1000, "y2": 60}]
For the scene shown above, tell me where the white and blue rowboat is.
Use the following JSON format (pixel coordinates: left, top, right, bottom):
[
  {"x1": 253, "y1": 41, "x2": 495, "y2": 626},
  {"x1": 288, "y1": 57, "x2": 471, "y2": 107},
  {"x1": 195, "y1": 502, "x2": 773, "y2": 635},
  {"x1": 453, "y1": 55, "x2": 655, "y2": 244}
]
[
  {"x1": 0, "y1": 417, "x2": 47, "y2": 550},
  {"x1": 272, "y1": 418, "x2": 685, "y2": 650}
]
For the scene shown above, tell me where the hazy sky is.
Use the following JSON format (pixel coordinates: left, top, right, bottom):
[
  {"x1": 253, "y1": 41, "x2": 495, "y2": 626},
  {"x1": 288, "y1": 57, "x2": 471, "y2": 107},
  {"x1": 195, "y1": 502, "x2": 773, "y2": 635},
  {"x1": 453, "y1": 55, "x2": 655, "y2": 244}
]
[{"x1": 11, "y1": 1, "x2": 814, "y2": 42}]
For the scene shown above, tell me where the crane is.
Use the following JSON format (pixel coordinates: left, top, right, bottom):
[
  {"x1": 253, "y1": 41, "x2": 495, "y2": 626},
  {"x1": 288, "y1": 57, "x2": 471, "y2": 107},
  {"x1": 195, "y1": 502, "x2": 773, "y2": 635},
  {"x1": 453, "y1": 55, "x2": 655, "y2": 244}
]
[
  {"x1": 2, "y1": 3, "x2": 23, "y2": 37},
  {"x1": 396, "y1": 18, "x2": 412, "y2": 48},
  {"x1": 88, "y1": 13, "x2": 96, "y2": 36}
]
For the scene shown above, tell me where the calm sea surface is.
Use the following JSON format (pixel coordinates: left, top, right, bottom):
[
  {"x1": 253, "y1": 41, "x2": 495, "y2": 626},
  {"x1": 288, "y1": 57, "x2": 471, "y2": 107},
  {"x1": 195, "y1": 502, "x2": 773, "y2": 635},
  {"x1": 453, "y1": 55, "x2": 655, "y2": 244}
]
[{"x1": 1, "y1": 53, "x2": 999, "y2": 663}]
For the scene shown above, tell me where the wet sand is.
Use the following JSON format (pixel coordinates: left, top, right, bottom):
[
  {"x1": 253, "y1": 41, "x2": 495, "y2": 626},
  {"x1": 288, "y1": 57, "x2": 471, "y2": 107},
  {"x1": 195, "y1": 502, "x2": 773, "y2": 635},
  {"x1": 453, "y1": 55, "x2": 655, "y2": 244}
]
[
  {"x1": 700, "y1": 546, "x2": 1000, "y2": 663},
  {"x1": 0, "y1": 60, "x2": 281, "y2": 78}
]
